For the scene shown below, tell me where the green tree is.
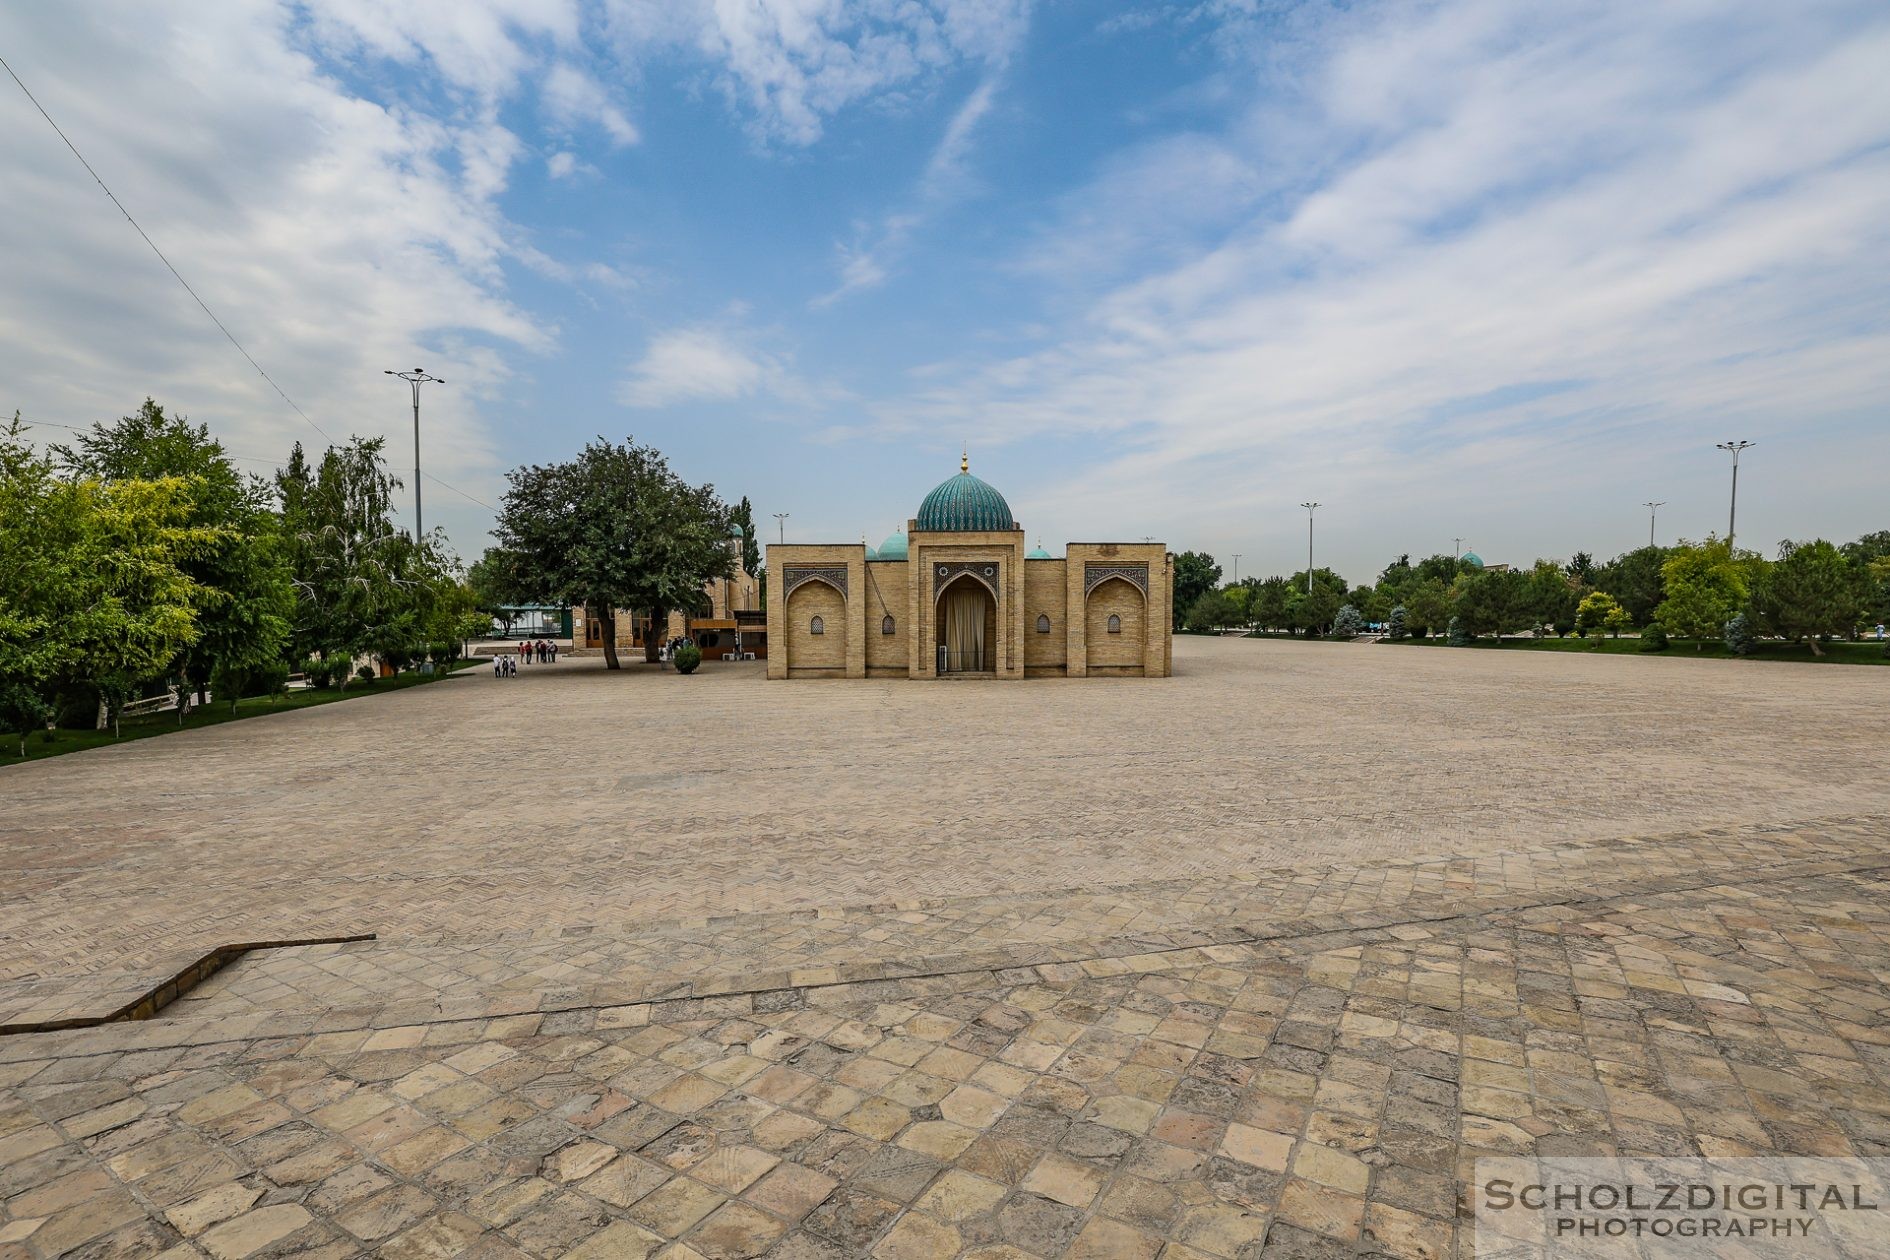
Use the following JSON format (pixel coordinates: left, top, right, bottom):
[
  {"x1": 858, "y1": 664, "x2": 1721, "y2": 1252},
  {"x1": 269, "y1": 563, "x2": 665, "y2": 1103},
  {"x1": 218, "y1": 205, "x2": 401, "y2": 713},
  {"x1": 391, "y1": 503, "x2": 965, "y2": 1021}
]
[
  {"x1": 1525, "y1": 560, "x2": 1578, "y2": 634},
  {"x1": 1402, "y1": 578, "x2": 1451, "y2": 638},
  {"x1": 1593, "y1": 546, "x2": 1670, "y2": 626},
  {"x1": 1413, "y1": 553, "x2": 1470, "y2": 586},
  {"x1": 1450, "y1": 568, "x2": 1528, "y2": 639},
  {"x1": 1385, "y1": 604, "x2": 1409, "y2": 640},
  {"x1": 0, "y1": 415, "x2": 64, "y2": 752},
  {"x1": 731, "y1": 496, "x2": 762, "y2": 579},
  {"x1": 1751, "y1": 539, "x2": 1869, "y2": 655},
  {"x1": 1220, "y1": 583, "x2": 1251, "y2": 626},
  {"x1": 58, "y1": 399, "x2": 292, "y2": 714},
  {"x1": 277, "y1": 437, "x2": 451, "y2": 668},
  {"x1": 493, "y1": 437, "x2": 732, "y2": 670},
  {"x1": 1655, "y1": 538, "x2": 1747, "y2": 646},
  {"x1": 1186, "y1": 589, "x2": 1236, "y2": 632},
  {"x1": 1565, "y1": 551, "x2": 1596, "y2": 583},
  {"x1": 1171, "y1": 551, "x2": 1221, "y2": 627},
  {"x1": 1330, "y1": 603, "x2": 1364, "y2": 638},
  {"x1": 1249, "y1": 576, "x2": 1292, "y2": 632},
  {"x1": 1289, "y1": 584, "x2": 1342, "y2": 636},
  {"x1": 1575, "y1": 591, "x2": 1622, "y2": 638}
]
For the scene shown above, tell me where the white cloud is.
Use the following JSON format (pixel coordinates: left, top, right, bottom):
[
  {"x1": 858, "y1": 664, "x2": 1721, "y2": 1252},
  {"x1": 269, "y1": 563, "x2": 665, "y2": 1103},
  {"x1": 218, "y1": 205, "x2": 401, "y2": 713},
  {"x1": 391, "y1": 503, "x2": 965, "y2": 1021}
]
[
  {"x1": 604, "y1": 0, "x2": 1027, "y2": 145},
  {"x1": 813, "y1": 72, "x2": 1004, "y2": 305},
  {"x1": 878, "y1": 0, "x2": 1890, "y2": 571},
  {"x1": 618, "y1": 326, "x2": 808, "y2": 407},
  {"x1": 0, "y1": 0, "x2": 554, "y2": 542},
  {"x1": 541, "y1": 61, "x2": 639, "y2": 145}
]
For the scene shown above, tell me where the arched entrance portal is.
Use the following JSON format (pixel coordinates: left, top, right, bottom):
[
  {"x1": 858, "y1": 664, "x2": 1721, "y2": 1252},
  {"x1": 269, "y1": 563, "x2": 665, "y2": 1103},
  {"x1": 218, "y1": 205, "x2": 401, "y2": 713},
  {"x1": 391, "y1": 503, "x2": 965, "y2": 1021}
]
[{"x1": 936, "y1": 573, "x2": 996, "y2": 674}]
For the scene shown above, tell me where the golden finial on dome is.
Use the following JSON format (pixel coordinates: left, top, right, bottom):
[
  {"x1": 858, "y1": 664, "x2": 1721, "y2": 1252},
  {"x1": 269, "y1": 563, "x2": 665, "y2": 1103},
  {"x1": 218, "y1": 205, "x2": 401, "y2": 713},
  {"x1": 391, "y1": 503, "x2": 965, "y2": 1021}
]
[{"x1": 960, "y1": 447, "x2": 969, "y2": 474}]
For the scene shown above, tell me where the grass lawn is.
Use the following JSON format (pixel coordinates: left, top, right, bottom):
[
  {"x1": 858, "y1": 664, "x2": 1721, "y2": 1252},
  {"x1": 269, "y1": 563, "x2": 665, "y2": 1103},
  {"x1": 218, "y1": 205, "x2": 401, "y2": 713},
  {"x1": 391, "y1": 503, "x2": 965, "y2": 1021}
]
[
  {"x1": 0, "y1": 660, "x2": 481, "y2": 766},
  {"x1": 1386, "y1": 635, "x2": 1889, "y2": 664}
]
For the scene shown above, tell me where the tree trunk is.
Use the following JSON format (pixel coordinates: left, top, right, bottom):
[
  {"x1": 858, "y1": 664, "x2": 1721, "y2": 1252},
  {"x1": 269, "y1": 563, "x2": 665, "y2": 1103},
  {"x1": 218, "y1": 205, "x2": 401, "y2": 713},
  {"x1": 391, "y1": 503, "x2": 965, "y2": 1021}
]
[
  {"x1": 96, "y1": 696, "x2": 109, "y2": 731},
  {"x1": 645, "y1": 607, "x2": 668, "y2": 663},
  {"x1": 599, "y1": 607, "x2": 621, "y2": 670},
  {"x1": 1809, "y1": 637, "x2": 1824, "y2": 657}
]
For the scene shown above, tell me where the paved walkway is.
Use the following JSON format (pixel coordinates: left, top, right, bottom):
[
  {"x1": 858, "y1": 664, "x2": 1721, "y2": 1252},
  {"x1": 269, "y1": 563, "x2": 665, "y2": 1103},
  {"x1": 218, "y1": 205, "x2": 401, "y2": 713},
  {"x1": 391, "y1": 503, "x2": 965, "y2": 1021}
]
[{"x1": 3, "y1": 639, "x2": 1890, "y2": 1256}]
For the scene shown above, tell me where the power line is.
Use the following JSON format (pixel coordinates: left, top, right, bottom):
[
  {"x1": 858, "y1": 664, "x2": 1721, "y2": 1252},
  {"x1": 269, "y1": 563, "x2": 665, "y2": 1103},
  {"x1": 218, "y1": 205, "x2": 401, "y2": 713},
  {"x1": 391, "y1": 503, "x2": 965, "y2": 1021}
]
[
  {"x1": 1, "y1": 52, "x2": 499, "y2": 521},
  {"x1": 0, "y1": 51, "x2": 331, "y2": 445}
]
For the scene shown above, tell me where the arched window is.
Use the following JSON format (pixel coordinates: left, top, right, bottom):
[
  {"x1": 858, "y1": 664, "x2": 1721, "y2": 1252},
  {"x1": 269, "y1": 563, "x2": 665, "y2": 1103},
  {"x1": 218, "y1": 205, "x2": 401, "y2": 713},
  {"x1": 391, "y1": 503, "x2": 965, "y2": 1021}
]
[
  {"x1": 1036, "y1": 614, "x2": 1051, "y2": 634},
  {"x1": 881, "y1": 615, "x2": 895, "y2": 635},
  {"x1": 810, "y1": 616, "x2": 824, "y2": 635},
  {"x1": 1107, "y1": 614, "x2": 1122, "y2": 634}
]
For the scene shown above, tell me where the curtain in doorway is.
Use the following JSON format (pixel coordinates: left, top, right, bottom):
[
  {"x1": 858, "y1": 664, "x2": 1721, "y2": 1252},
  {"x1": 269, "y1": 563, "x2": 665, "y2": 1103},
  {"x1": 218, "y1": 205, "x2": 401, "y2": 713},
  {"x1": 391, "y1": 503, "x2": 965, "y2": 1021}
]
[{"x1": 943, "y1": 586, "x2": 987, "y2": 671}]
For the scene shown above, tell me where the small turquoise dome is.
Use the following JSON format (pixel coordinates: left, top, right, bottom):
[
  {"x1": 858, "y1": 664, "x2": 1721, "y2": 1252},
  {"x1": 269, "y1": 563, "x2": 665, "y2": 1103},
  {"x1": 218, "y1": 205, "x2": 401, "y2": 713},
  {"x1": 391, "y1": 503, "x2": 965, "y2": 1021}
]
[
  {"x1": 863, "y1": 545, "x2": 878, "y2": 561},
  {"x1": 1461, "y1": 551, "x2": 1484, "y2": 568},
  {"x1": 876, "y1": 530, "x2": 907, "y2": 560},
  {"x1": 916, "y1": 462, "x2": 1014, "y2": 532},
  {"x1": 1027, "y1": 542, "x2": 1052, "y2": 559}
]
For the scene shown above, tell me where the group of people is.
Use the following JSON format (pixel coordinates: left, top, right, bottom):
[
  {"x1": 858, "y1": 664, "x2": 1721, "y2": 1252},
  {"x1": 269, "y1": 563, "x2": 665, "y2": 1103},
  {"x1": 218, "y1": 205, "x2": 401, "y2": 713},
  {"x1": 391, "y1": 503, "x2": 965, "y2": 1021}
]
[{"x1": 492, "y1": 637, "x2": 558, "y2": 678}]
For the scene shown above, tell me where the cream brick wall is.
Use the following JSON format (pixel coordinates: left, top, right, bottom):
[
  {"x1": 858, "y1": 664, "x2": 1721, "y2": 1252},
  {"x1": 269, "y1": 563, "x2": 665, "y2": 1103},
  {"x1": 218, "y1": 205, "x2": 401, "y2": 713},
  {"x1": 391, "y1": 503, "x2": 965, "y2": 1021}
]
[
  {"x1": 1024, "y1": 560, "x2": 1068, "y2": 673},
  {"x1": 864, "y1": 561, "x2": 909, "y2": 674},
  {"x1": 784, "y1": 580, "x2": 847, "y2": 674},
  {"x1": 1085, "y1": 577, "x2": 1147, "y2": 672}
]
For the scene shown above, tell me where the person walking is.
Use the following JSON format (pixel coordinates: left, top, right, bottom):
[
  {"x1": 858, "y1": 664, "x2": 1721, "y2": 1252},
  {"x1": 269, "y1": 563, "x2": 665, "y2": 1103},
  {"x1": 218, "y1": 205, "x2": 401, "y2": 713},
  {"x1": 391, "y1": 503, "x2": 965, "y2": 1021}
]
[
  {"x1": 493, "y1": 654, "x2": 502, "y2": 678},
  {"x1": 549, "y1": 639, "x2": 558, "y2": 663}
]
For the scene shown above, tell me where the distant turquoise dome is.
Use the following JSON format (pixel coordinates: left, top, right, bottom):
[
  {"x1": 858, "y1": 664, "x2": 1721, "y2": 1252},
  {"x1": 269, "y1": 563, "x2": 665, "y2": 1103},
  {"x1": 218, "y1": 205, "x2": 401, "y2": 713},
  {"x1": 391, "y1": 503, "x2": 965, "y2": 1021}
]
[
  {"x1": 1461, "y1": 551, "x2": 1484, "y2": 568},
  {"x1": 1027, "y1": 542, "x2": 1052, "y2": 559},
  {"x1": 863, "y1": 544, "x2": 878, "y2": 561},
  {"x1": 876, "y1": 529, "x2": 907, "y2": 560},
  {"x1": 916, "y1": 459, "x2": 1014, "y2": 532}
]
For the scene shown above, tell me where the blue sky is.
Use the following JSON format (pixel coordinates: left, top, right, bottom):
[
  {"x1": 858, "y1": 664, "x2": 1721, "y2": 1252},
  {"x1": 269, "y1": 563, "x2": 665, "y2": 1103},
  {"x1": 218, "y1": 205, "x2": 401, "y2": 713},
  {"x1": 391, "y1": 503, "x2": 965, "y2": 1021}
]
[{"x1": 3, "y1": 1, "x2": 1888, "y2": 583}]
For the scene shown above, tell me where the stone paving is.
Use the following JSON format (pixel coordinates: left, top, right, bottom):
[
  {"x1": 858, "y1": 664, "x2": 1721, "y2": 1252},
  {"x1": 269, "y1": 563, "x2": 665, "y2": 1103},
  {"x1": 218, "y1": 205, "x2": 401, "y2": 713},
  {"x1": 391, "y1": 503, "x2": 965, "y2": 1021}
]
[
  {"x1": 3, "y1": 638, "x2": 1890, "y2": 1255},
  {"x1": 4, "y1": 637, "x2": 1888, "y2": 1003}
]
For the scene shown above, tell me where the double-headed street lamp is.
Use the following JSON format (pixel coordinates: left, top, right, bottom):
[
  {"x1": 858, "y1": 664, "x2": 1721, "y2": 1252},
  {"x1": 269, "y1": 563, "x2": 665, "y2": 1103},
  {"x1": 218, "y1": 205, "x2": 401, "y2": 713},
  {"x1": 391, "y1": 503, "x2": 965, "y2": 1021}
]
[
  {"x1": 1643, "y1": 500, "x2": 1665, "y2": 548},
  {"x1": 773, "y1": 512, "x2": 790, "y2": 544},
  {"x1": 385, "y1": 368, "x2": 444, "y2": 539},
  {"x1": 1715, "y1": 441, "x2": 1754, "y2": 551},
  {"x1": 1299, "y1": 503, "x2": 1320, "y2": 593}
]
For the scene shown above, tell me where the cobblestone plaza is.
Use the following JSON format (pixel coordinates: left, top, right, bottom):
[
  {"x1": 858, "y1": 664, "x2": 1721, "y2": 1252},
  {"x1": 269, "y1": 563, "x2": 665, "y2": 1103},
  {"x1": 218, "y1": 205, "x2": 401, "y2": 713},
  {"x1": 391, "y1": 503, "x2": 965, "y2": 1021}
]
[{"x1": 2, "y1": 638, "x2": 1888, "y2": 1257}]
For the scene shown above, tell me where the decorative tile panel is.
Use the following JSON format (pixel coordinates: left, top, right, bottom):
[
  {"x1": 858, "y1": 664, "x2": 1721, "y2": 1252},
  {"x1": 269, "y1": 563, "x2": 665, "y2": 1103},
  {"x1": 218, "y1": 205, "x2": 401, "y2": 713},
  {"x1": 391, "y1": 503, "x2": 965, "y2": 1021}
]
[
  {"x1": 932, "y1": 561, "x2": 1001, "y2": 599},
  {"x1": 1084, "y1": 562, "x2": 1149, "y2": 596},
  {"x1": 783, "y1": 565, "x2": 848, "y2": 598}
]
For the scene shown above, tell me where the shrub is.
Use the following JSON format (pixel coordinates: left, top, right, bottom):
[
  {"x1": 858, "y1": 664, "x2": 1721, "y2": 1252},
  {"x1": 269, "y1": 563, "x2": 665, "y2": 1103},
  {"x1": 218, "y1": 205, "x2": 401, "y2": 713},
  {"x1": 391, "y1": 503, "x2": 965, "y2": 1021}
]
[
  {"x1": 299, "y1": 657, "x2": 337, "y2": 690},
  {"x1": 1385, "y1": 604, "x2": 1408, "y2": 640},
  {"x1": 673, "y1": 643, "x2": 702, "y2": 675},
  {"x1": 1639, "y1": 623, "x2": 1670, "y2": 652},
  {"x1": 355, "y1": 665, "x2": 376, "y2": 685},
  {"x1": 1723, "y1": 612, "x2": 1756, "y2": 656},
  {"x1": 1330, "y1": 604, "x2": 1364, "y2": 638},
  {"x1": 1446, "y1": 615, "x2": 1471, "y2": 647}
]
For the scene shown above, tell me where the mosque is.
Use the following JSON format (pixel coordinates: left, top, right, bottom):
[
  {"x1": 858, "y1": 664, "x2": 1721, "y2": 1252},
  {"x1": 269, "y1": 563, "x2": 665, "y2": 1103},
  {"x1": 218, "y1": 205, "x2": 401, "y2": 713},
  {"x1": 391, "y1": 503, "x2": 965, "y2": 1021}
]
[{"x1": 766, "y1": 458, "x2": 1172, "y2": 679}]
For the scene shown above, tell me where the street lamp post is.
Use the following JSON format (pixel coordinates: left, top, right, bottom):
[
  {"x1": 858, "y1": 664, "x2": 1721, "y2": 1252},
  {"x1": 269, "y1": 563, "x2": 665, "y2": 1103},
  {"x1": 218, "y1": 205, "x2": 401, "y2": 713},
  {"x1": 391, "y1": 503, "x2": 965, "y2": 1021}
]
[
  {"x1": 1231, "y1": 554, "x2": 1242, "y2": 586},
  {"x1": 1643, "y1": 500, "x2": 1665, "y2": 548},
  {"x1": 1299, "y1": 503, "x2": 1320, "y2": 594},
  {"x1": 1453, "y1": 537, "x2": 1465, "y2": 561},
  {"x1": 773, "y1": 512, "x2": 789, "y2": 544},
  {"x1": 1715, "y1": 441, "x2": 1754, "y2": 551},
  {"x1": 384, "y1": 368, "x2": 444, "y2": 539}
]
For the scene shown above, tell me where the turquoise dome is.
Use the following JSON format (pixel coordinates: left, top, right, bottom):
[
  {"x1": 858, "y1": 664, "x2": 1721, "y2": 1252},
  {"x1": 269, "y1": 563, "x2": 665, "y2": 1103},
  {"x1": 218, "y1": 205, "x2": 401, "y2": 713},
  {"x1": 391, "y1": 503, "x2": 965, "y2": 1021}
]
[
  {"x1": 1027, "y1": 542, "x2": 1052, "y2": 559},
  {"x1": 1461, "y1": 551, "x2": 1484, "y2": 568},
  {"x1": 916, "y1": 467, "x2": 1014, "y2": 532},
  {"x1": 876, "y1": 530, "x2": 907, "y2": 560},
  {"x1": 863, "y1": 544, "x2": 878, "y2": 561}
]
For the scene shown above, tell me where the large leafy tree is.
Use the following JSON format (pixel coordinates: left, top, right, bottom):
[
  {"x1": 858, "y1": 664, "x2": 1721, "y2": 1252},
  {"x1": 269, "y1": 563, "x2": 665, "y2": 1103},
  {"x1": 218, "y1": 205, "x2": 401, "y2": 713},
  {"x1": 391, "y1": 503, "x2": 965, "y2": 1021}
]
[
  {"x1": 1524, "y1": 560, "x2": 1579, "y2": 633},
  {"x1": 1593, "y1": 546, "x2": 1670, "y2": 626},
  {"x1": 1401, "y1": 578, "x2": 1450, "y2": 637},
  {"x1": 1655, "y1": 538, "x2": 1747, "y2": 645},
  {"x1": 1171, "y1": 551, "x2": 1221, "y2": 626},
  {"x1": 1752, "y1": 539, "x2": 1869, "y2": 655},
  {"x1": 0, "y1": 415, "x2": 66, "y2": 752},
  {"x1": 277, "y1": 437, "x2": 452, "y2": 664},
  {"x1": 1248, "y1": 576, "x2": 1292, "y2": 631},
  {"x1": 492, "y1": 437, "x2": 732, "y2": 670},
  {"x1": 1450, "y1": 567, "x2": 1530, "y2": 639},
  {"x1": 56, "y1": 399, "x2": 292, "y2": 709}
]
